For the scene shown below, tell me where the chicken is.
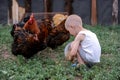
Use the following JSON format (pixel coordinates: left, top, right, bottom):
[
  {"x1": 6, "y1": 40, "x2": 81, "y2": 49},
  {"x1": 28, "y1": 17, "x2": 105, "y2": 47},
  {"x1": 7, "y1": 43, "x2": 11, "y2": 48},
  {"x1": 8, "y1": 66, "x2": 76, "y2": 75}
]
[
  {"x1": 47, "y1": 14, "x2": 70, "y2": 49},
  {"x1": 23, "y1": 13, "x2": 41, "y2": 41},
  {"x1": 47, "y1": 19, "x2": 70, "y2": 49},
  {"x1": 11, "y1": 14, "x2": 48, "y2": 58},
  {"x1": 52, "y1": 14, "x2": 67, "y2": 26},
  {"x1": 11, "y1": 28, "x2": 47, "y2": 58},
  {"x1": 11, "y1": 13, "x2": 70, "y2": 58},
  {"x1": 23, "y1": 13, "x2": 40, "y2": 35}
]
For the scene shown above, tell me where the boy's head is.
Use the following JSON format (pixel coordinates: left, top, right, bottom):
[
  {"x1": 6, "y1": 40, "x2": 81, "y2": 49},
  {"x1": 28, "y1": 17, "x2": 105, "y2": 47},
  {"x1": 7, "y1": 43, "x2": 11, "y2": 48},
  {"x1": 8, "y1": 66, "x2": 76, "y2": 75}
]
[
  {"x1": 65, "y1": 14, "x2": 83, "y2": 30},
  {"x1": 65, "y1": 14, "x2": 82, "y2": 34},
  {"x1": 65, "y1": 14, "x2": 83, "y2": 36}
]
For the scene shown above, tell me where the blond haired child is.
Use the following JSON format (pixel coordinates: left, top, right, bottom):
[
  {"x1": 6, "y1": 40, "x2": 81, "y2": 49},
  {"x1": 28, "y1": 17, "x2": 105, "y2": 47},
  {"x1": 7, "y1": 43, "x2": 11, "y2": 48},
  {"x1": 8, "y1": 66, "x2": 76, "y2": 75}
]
[{"x1": 64, "y1": 14, "x2": 101, "y2": 67}]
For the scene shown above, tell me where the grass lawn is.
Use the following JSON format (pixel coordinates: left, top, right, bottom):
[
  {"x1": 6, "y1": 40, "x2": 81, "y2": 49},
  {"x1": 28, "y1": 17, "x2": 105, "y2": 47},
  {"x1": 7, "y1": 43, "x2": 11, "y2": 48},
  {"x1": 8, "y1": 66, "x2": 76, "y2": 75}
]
[{"x1": 0, "y1": 24, "x2": 120, "y2": 80}]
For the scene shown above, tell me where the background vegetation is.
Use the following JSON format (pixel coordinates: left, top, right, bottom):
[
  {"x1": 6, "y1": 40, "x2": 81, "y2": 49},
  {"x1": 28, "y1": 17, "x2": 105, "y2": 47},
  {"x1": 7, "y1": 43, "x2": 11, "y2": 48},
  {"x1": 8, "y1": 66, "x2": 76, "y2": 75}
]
[{"x1": 0, "y1": 24, "x2": 120, "y2": 80}]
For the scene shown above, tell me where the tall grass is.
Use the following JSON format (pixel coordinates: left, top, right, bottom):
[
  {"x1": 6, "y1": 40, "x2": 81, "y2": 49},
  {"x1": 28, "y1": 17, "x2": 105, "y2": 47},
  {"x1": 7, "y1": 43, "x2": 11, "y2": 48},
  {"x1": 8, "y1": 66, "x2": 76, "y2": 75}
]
[{"x1": 0, "y1": 25, "x2": 120, "y2": 80}]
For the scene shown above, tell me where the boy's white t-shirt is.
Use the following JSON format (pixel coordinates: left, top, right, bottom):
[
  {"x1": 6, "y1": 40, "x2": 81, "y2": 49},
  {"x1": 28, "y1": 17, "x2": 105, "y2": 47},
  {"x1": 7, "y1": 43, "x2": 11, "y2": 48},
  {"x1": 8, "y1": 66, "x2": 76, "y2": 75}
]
[{"x1": 78, "y1": 30, "x2": 101, "y2": 63}]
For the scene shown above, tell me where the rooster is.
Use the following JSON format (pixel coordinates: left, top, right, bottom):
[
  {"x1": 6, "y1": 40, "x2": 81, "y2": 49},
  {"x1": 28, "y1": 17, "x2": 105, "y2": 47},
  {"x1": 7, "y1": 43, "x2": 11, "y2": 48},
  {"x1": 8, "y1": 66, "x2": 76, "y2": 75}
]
[{"x1": 23, "y1": 13, "x2": 40, "y2": 41}]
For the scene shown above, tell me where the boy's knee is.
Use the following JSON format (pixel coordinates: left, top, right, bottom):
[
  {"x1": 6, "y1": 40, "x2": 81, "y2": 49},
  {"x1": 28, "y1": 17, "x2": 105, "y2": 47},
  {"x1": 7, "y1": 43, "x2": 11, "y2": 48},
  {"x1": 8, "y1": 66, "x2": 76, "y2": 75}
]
[{"x1": 64, "y1": 42, "x2": 71, "y2": 57}]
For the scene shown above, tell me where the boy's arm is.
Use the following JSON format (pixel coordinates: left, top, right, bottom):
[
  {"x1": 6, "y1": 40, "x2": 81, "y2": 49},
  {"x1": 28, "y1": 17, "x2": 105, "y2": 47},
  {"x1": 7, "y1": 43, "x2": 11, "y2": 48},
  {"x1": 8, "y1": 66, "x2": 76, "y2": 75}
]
[{"x1": 70, "y1": 34, "x2": 85, "y2": 57}]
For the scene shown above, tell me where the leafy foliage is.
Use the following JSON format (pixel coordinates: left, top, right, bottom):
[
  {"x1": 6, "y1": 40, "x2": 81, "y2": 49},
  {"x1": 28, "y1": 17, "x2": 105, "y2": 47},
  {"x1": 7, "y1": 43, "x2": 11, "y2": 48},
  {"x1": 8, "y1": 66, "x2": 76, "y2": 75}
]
[{"x1": 0, "y1": 25, "x2": 120, "y2": 80}]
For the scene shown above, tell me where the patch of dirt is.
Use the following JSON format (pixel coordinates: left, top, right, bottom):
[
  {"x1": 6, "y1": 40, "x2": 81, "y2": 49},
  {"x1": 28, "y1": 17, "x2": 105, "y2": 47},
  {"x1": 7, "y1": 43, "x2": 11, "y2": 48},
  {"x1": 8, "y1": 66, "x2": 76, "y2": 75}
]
[
  {"x1": 1, "y1": 51, "x2": 16, "y2": 60},
  {"x1": 0, "y1": 46, "x2": 16, "y2": 60},
  {"x1": 74, "y1": 75, "x2": 82, "y2": 80},
  {"x1": 101, "y1": 53, "x2": 113, "y2": 57},
  {"x1": 37, "y1": 48, "x2": 58, "y2": 60}
]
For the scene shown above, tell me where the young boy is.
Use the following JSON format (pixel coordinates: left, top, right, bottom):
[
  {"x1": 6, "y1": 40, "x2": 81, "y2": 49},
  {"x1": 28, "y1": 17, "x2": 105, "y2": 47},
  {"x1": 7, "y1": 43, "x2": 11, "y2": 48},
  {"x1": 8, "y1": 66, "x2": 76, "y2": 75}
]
[{"x1": 64, "y1": 14, "x2": 101, "y2": 67}]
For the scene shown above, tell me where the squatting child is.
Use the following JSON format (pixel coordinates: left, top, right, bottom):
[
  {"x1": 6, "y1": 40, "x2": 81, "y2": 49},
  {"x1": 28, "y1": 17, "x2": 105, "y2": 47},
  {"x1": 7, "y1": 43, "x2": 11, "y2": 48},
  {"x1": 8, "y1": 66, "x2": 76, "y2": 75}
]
[{"x1": 64, "y1": 14, "x2": 101, "y2": 67}]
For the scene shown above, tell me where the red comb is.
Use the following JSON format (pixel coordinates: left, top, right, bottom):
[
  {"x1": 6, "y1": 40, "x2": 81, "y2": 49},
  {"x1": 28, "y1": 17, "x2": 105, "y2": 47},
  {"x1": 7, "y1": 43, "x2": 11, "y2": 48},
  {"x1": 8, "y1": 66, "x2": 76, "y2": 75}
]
[
  {"x1": 28, "y1": 13, "x2": 34, "y2": 24},
  {"x1": 31, "y1": 13, "x2": 34, "y2": 18}
]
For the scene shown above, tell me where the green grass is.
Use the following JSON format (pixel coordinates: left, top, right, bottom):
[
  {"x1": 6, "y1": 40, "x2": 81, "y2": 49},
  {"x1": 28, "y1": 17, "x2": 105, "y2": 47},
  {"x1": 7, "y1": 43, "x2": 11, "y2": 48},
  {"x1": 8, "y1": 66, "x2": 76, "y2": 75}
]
[{"x1": 0, "y1": 24, "x2": 120, "y2": 80}]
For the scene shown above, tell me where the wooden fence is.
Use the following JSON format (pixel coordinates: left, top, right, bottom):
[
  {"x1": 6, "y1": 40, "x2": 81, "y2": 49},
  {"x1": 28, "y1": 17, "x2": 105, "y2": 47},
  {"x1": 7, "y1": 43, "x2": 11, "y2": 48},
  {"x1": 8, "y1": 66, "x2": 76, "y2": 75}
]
[{"x1": 0, "y1": 0, "x2": 119, "y2": 26}]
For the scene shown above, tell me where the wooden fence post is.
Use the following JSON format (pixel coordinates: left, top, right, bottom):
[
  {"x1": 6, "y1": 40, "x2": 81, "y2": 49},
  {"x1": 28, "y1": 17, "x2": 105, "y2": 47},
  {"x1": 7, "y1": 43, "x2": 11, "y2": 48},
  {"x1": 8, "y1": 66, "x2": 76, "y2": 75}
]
[
  {"x1": 44, "y1": 0, "x2": 52, "y2": 18},
  {"x1": 118, "y1": 0, "x2": 120, "y2": 24},
  {"x1": 12, "y1": 0, "x2": 18, "y2": 24},
  {"x1": 65, "y1": 0, "x2": 73, "y2": 15},
  {"x1": 91, "y1": 0, "x2": 97, "y2": 26},
  {"x1": 112, "y1": 0, "x2": 118, "y2": 25}
]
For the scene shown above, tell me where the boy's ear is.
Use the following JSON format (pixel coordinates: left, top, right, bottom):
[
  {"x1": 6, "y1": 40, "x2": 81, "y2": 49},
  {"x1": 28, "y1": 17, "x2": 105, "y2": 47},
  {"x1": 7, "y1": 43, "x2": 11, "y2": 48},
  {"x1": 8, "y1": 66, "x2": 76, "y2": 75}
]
[{"x1": 71, "y1": 26, "x2": 74, "y2": 29}]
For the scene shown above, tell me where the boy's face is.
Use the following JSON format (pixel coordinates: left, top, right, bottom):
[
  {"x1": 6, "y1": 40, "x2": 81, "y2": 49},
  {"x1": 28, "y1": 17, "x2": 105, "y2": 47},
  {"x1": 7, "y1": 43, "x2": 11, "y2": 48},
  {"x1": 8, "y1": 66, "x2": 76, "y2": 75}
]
[{"x1": 66, "y1": 26, "x2": 76, "y2": 36}]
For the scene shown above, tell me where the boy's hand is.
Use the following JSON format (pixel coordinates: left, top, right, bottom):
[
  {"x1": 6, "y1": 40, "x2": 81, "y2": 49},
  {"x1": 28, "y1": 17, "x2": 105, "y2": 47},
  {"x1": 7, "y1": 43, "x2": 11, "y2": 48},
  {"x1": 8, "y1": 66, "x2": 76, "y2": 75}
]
[
  {"x1": 66, "y1": 53, "x2": 76, "y2": 62},
  {"x1": 66, "y1": 53, "x2": 72, "y2": 61}
]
